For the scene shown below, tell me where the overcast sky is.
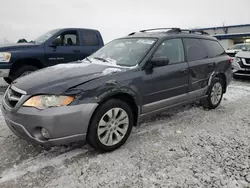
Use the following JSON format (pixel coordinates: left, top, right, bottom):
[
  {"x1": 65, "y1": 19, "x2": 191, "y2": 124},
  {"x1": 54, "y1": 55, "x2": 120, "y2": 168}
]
[{"x1": 1, "y1": 0, "x2": 250, "y2": 43}]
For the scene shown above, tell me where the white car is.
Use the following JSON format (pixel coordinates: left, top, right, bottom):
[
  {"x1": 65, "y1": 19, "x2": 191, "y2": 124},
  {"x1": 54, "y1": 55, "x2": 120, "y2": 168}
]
[
  {"x1": 226, "y1": 43, "x2": 250, "y2": 59},
  {"x1": 232, "y1": 51, "x2": 250, "y2": 77}
]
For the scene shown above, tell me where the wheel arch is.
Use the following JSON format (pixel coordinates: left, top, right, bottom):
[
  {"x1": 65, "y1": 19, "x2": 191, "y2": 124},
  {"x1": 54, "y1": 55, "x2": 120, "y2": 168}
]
[
  {"x1": 91, "y1": 92, "x2": 140, "y2": 128},
  {"x1": 208, "y1": 71, "x2": 227, "y2": 93},
  {"x1": 10, "y1": 58, "x2": 45, "y2": 76},
  {"x1": 215, "y1": 73, "x2": 227, "y2": 93}
]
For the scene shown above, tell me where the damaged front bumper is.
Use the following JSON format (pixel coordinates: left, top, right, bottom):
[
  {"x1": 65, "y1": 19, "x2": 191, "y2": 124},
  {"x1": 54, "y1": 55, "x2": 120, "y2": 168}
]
[{"x1": 1, "y1": 93, "x2": 98, "y2": 146}]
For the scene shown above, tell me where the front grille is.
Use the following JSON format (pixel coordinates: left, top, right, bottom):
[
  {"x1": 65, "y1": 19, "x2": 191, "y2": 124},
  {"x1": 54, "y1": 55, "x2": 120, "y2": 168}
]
[
  {"x1": 245, "y1": 58, "x2": 250, "y2": 64},
  {"x1": 4, "y1": 86, "x2": 24, "y2": 109},
  {"x1": 236, "y1": 70, "x2": 250, "y2": 74},
  {"x1": 238, "y1": 58, "x2": 250, "y2": 68}
]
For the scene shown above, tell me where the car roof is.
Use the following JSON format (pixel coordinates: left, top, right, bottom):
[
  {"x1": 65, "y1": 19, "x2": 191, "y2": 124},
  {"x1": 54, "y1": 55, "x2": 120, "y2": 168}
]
[
  {"x1": 122, "y1": 28, "x2": 217, "y2": 41},
  {"x1": 57, "y1": 28, "x2": 99, "y2": 32}
]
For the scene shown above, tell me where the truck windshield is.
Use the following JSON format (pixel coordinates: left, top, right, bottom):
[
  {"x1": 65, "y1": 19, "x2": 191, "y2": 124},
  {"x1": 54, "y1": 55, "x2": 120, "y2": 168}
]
[
  {"x1": 33, "y1": 29, "x2": 60, "y2": 43},
  {"x1": 88, "y1": 38, "x2": 157, "y2": 67},
  {"x1": 230, "y1": 44, "x2": 250, "y2": 50}
]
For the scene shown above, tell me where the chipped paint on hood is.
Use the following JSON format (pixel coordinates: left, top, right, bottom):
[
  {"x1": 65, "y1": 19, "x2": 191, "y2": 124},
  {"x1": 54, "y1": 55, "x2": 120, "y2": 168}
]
[{"x1": 102, "y1": 68, "x2": 122, "y2": 75}]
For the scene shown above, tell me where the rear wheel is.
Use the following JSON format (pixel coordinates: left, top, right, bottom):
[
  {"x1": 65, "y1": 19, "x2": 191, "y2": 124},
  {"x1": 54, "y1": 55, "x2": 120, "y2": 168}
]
[
  {"x1": 87, "y1": 99, "x2": 134, "y2": 152},
  {"x1": 202, "y1": 77, "x2": 223, "y2": 109}
]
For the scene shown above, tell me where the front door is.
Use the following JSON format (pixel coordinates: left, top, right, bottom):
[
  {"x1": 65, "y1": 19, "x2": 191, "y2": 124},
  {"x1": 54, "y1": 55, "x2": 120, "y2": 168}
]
[
  {"x1": 142, "y1": 38, "x2": 189, "y2": 114},
  {"x1": 45, "y1": 30, "x2": 83, "y2": 66}
]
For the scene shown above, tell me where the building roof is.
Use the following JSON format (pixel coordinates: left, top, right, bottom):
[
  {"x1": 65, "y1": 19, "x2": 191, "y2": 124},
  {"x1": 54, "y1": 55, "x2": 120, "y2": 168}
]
[
  {"x1": 198, "y1": 24, "x2": 250, "y2": 30},
  {"x1": 213, "y1": 32, "x2": 250, "y2": 39}
]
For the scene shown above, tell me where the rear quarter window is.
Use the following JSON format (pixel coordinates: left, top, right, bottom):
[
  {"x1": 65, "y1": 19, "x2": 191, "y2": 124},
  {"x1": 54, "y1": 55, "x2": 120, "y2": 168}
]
[
  {"x1": 81, "y1": 30, "x2": 100, "y2": 46},
  {"x1": 201, "y1": 39, "x2": 225, "y2": 58}
]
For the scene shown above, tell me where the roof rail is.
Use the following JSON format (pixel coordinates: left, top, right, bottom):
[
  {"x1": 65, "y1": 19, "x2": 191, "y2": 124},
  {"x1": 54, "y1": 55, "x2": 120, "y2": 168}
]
[
  {"x1": 128, "y1": 28, "x2": 209, "y2": 36},
  {"x1": 128, "y1": 32, "x2": 136, "y2": 36},
  {"x1": 167, "y1": 28, "x2": 209, "y2": 35},
  {"x1": 128, "y1": 28, "x2": 180, "y2": 36},
  {"x1": 139, "y1": 28, "x2": 180, "y2": 32},
  {"x1": 191, "y1": 30, "x2": 209, "y2": 35}
]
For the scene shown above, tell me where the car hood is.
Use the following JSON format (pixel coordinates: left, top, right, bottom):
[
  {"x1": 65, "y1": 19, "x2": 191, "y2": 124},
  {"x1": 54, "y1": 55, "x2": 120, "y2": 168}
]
[
  {"x1": 12, "y1": 62, "x2": 127, "y2": 95},
  {"x1": 226, "y1": 49, "x2": 241, "y2": 53},
  {"x1": 0, "y1": 43, "x2": 39, "y2": 51},
  {"x1": 235, "y1": 51, "x2": 250, "y2": 58}
]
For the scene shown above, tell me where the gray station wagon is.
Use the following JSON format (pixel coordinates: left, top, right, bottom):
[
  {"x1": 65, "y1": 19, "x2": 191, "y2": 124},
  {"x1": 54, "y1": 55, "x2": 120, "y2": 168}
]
[{"x1": 1, "y1": 28, "x2": 233, "y2": 152}]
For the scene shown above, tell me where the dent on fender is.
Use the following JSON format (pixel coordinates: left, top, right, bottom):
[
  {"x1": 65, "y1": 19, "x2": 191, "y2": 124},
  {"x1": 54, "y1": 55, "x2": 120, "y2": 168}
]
[{"x1": 208, "y1": 71, "x2": 215, "y2": 86}]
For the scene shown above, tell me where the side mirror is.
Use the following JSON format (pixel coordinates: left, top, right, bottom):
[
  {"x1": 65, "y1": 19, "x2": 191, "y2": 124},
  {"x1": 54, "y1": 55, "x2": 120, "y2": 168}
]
[
  {"x1": 50, "y1": 38, "x2": 62, "y2": 48},
  {"x1": 241, "y1": 46, "x2": 247, "y2": 51},
  {"x1": 150, "y1": 57, "x2": 169, "y2": 68}
]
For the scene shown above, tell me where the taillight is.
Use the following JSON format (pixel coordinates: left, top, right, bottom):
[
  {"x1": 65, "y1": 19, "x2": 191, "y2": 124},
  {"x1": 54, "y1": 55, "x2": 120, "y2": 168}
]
[{"x1": 229, "y1": 57, "x2": 233, "y2": 63}]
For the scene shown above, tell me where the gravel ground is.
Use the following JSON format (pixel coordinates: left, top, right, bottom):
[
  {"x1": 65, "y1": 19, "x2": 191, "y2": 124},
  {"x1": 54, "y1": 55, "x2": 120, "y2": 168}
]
[{"x1": 0, "y1": 80, "x2": 249, "y2": 188}]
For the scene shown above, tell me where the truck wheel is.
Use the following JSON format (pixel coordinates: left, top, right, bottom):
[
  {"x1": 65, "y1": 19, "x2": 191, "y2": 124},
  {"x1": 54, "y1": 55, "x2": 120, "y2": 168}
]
[
  {"x1": 87, "y1": 99, "x2": 134, "y2": 152},
  {"x1": 11, "y1": 65, "x2": 39, "y2": 81},
  {"x1": 201, "y1": 77, "x2": 223, "y2": 109},
  {"x1": 3, "y1": 77, "x2": 12, "y2": 84}
]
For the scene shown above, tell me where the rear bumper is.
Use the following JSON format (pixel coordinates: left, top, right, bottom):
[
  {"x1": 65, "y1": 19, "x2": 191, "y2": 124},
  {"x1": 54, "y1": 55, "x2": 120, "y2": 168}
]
[
  {"x1": 225, "y1": 66, "x2": 233, "y2": 86},
  {"x1": 1, "y1": 102, "x2": 98, "y2": 146}
]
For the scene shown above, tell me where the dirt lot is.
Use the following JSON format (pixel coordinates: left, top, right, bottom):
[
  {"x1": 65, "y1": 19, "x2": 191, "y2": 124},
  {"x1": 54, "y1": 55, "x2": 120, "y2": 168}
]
[{"x1": 0, "y1": 80, "x2": 249, "y2": 188}]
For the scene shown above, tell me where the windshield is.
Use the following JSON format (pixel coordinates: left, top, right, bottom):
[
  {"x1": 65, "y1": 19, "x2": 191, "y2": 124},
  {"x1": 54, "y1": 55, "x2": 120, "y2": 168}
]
[
  {"x1": 33, "y1": 29, "x2": 60, "y2": 43},
  {"x1": 88, "y1": 38, "x2": 157, "y2": 67},
  {"x1": 230, "y1": 44, "x2": 250, "y2": 50}
]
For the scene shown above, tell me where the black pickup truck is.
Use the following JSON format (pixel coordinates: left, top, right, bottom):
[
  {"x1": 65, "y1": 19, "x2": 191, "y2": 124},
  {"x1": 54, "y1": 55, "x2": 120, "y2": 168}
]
[{"x1": 0, "y1": 28, "x2": 104, "y2": 83}]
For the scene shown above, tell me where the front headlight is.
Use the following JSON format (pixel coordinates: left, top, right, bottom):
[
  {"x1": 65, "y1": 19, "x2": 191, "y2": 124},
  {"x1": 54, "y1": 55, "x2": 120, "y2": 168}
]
[
  {"x1": 234, "y1": 57, "x2": 241, "y2": 63},
  {"x1": 23, "y1": 95, "x2": 74, "y2": 109},
  {"x1": 0, "y1": 52, "x2": 11, "y2": 62}
]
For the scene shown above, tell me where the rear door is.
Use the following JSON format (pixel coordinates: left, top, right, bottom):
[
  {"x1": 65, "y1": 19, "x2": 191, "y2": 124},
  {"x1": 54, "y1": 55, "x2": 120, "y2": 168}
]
[
  {"x1": 183, "y1": 38, "x2": 215, "y2": 97},
  {"x1": 79, "y1": 30, "x2": 103, "y2": 59},
  {"x1": 142, "y1": 38, "x2": 189, "y2": 114}
]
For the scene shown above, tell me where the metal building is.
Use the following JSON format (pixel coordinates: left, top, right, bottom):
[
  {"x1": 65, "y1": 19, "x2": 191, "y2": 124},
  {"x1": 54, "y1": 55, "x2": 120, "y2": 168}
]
[{"x1": 197, "y1": 24, "x2": 250, "y2": 49}]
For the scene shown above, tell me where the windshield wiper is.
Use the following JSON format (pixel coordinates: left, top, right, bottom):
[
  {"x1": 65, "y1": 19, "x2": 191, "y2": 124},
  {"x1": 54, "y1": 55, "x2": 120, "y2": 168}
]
[
  {"x1": 85, "y1": 57, "x2": 92, "y2": 63},
  {"x1": 93, "y1": 57, "x2": 109, "y2": 62}
]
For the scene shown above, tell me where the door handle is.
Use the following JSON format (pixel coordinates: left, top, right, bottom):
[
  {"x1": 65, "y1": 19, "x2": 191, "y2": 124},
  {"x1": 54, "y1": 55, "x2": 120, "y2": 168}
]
[
  {"x1": 73, "y1": 49, "x2": 80, "y2": 53},
  {"x1": 180, "y1": 68, "x2": 188, "y2": 73}
]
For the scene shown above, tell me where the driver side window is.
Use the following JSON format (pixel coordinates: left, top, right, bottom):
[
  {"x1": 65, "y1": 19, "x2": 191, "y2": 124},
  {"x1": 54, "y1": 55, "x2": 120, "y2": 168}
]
[
  {"x1": 153, "y1": 38, "x2": 184, "y2": 64},
  {"x1": 54, "y1": 31, "x2": 80, "y2": 46}
]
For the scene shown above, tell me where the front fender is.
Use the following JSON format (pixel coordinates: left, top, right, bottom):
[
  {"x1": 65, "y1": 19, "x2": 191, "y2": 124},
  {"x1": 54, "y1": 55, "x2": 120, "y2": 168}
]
[{"x1": 97, "y1": 85, "x2": 141, "y2": 107}]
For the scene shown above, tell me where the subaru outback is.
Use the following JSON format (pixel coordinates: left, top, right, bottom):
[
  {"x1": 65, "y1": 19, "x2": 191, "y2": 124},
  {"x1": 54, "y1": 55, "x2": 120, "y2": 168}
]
[{"x1": 1, "y1": 28, "x2": 233, "y2": 152}]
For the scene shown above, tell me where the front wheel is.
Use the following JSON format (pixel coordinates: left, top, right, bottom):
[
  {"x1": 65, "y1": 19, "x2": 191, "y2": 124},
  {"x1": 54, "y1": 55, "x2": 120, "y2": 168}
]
[
  {"x1": 11, "y1": 65, "x2": 39, "y2": 81},
  {"x1": 202, "y1": 78, "x2": 224, "y2": 109},
  {"x1": 3, "y1": 77, "x2": 12, "y2": 84},
  {"x1": 87, "y1": 99, "x2": 134, "y2": 152}
]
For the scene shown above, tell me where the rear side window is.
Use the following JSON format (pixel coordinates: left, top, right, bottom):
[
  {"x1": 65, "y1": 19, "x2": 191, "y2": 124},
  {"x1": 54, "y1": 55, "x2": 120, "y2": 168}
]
[
  {"x1": 201, "y1": 39, "x2": 225, "y2": 57},
  {"x1": 153, "y1": 38, "x2": 184, "y2": 64},
  {"x1": 82, "y1": 30, "x2": 99, "y2": 46},
  {"x1": 183, "y1": 38, "x2": 207, "y2": 61}
]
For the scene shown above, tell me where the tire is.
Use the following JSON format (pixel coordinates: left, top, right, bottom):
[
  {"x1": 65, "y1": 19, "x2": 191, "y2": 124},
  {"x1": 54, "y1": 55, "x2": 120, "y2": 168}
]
[
  {"x1": 202, "y1": 77, "x2": 224, "y2": 109},
  {"x1": 3, "y1": 77, "x2": 12, "y2": 84},
  {"x1": 11, "y1": 65, "x2": 39, "y2": 81},
  {"x1": 87, "y1": 99, "x2": 134, "y2": 152}
]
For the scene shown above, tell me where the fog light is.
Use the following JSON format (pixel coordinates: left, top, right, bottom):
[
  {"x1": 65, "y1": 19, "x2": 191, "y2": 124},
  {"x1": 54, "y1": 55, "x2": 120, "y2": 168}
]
[{"x1": 41, "y1": 128, "x2": 51, "y2": 139}]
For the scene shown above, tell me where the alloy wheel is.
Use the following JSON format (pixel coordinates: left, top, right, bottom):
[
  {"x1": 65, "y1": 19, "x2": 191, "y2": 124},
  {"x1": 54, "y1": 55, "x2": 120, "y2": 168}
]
[
  {"x1": 210, "y1": 82, "x2": 222, "y2": 105},
  {"x1": 97, "y1": 107, "x2": 129, "y2": 146}
]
